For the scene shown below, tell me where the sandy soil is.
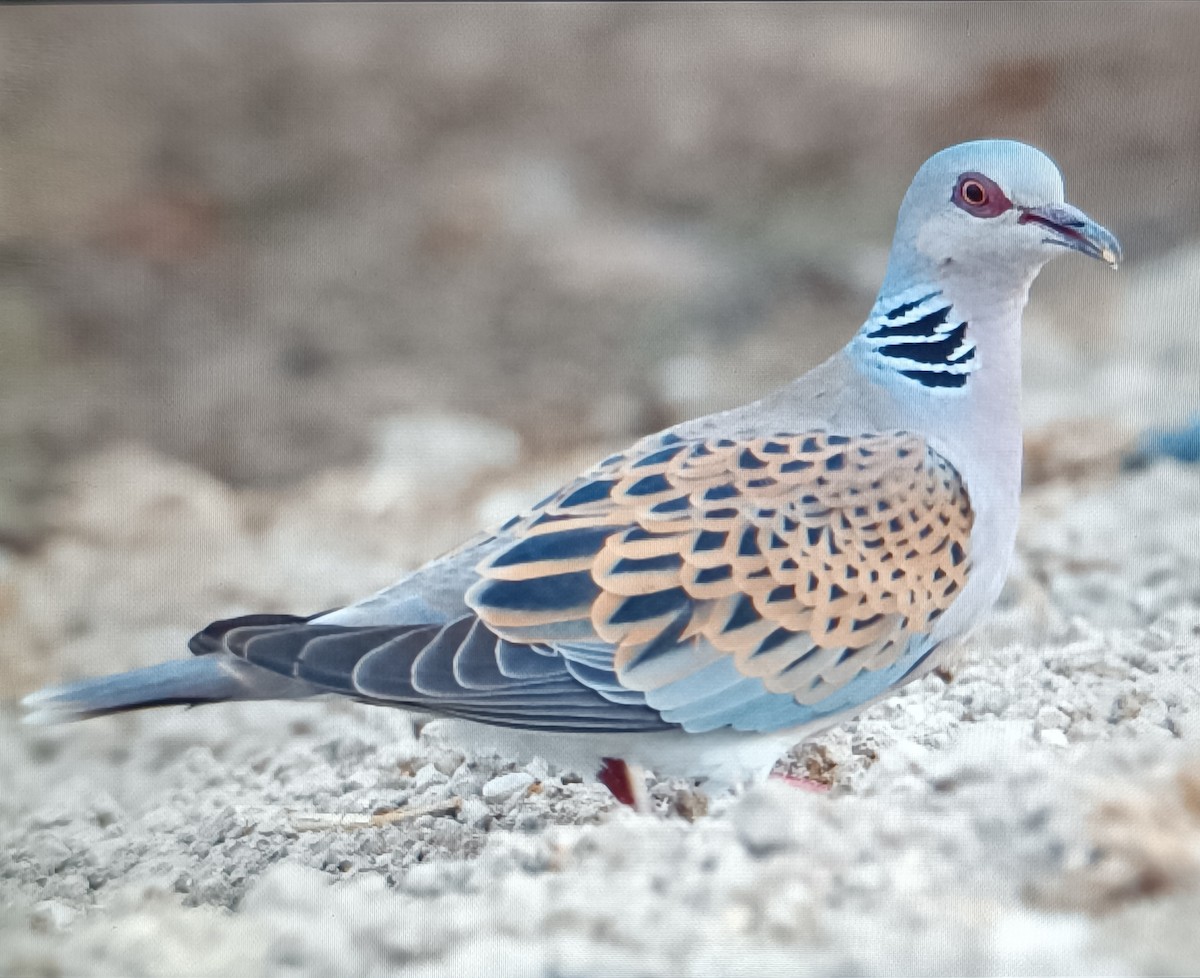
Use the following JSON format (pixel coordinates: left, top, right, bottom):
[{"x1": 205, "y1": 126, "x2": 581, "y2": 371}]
[{"x1": 2, "y1": 248, "x2": 1200, "y2": 976}]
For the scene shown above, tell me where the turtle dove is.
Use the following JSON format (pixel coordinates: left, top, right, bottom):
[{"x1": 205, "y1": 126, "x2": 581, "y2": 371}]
[{"x1": 23, "y1": 140, "x2": 1121, "y2": 799}]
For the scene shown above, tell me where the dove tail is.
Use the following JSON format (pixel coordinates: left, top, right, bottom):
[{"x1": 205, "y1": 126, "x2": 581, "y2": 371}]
[{"x1": 20, "y1": 656, "x2": 311, "y2": 724}]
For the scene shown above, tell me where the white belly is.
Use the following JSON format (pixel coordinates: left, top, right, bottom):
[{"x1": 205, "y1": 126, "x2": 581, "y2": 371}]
[{"x1": 426, "y1": 718, "x2": 826, "y2": 792}]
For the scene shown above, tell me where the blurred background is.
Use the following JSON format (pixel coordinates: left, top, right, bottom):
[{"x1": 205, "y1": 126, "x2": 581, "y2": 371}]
[
  {"x1": 3, "y1": 2, "x2": 1199, "y2": 535},
  {"x1": 2, "y1": 2, "x2": 1199, "y2": 689}
]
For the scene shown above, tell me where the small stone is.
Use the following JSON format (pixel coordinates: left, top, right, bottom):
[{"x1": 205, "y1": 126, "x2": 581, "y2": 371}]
[
  {"x1": 447, "y1": 762, "x2": 485, "y2": 797},
  {"x1": 732, "y1": 782, "x2": 807, "y2": 857},
  {"x1": 413, "y1": 764, "x2": 448, "y2": 791},
  {"x1": 1036, "y1": 706, "x2": 1071, "y2": 731},
  {"x1": 52, "y1": 874, "x2": 91, "y2": 903},
  {"x1": 1039, "y1": 728, "x2": 1069, "y2": 747},
  {"x1": 31, "y1": 835, "x2": 74, "y2": 874},
  {"x1": 29, "y1": 899, "x2": 79, "y2": 932},
  {"x1": 482, "y1": 772, "x2": 535, "y2": 804},
  {"x1": 458, "y1": 797, "x2": 491, "y2": 829},
  {"x1": 430, "y1": 747, "x2": 466, "y2": 776}
]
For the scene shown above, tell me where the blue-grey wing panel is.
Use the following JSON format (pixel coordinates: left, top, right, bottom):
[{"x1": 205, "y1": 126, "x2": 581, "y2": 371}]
[{"x1": 194, "y1": 611, "x2": 673, "y2": 732}]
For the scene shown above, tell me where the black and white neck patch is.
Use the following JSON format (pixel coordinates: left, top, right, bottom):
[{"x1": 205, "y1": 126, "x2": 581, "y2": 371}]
[{"x1": 856, "y1": 288, "x2": 978, "y2": 390}]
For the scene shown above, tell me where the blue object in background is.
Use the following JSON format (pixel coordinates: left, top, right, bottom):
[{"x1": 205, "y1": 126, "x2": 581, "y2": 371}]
[{"x1": 1125, "y1": 415, "x2": 1200, "y2": 469}]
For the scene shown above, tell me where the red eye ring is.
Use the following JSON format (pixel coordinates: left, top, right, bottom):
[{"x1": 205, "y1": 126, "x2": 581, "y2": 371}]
[
  {"x1": 961, "y1": 179, "x2": 987, "y2": 206},
  {"x1": 952, "y1": 172, "x2": 1012, "y2": 218}
]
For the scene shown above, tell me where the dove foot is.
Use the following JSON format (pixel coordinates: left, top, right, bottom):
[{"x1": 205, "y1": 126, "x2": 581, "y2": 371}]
[
  {"x1": 598, "y1": 757, "x2": 652, "y2": 812},
  {"x1": 769, "y1": 771, "x2": 832, "y2": 793}
]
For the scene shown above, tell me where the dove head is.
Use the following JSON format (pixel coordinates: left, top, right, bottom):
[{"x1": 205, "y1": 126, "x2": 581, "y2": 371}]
[{"x1": 880, "y1": 140, "x2": 1121, "y2": 299}]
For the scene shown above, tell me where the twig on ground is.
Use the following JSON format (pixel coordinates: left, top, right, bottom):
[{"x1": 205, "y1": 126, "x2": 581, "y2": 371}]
[{"x1": 288, "y1": 797, "x2": 462, "y2": 831}]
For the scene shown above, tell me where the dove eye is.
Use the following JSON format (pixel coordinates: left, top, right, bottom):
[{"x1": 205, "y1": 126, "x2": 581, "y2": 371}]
[
  {"x1": 952, "y1": 172, "x2": 1011, "y2": 218},
  {"x1": 962, "y1": 180, "x2": 986, "y2": 205}
]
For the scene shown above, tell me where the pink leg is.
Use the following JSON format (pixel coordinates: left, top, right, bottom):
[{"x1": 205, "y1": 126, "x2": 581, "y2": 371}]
[
  {"x1": 770, "y1": 771, "x2": 831, "y2": 793},
  {"x1": 598, "y1": 757, "x2": 650, "y2": 811},
  {"x1": 598, "y1": 757, "x2": 637, "y2": 806}
]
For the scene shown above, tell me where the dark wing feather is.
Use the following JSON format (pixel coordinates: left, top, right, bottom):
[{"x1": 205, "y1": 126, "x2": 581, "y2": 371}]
[{"x1": 190, "y1": 612, "x2": 672, "y2": 732}]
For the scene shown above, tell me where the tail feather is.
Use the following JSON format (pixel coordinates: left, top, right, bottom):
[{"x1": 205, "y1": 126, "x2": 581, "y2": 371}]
[
  {"x1": 21, "y1": 656, "x2": 313, "y2": 724},
  {"x1": 188, "y1": 612, "x2": 318, "y2": 656}
]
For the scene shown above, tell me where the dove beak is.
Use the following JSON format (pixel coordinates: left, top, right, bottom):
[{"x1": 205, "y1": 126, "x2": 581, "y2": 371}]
[{"x1": 1018, "y1": 202, "x2": 1122, "y2": 269}]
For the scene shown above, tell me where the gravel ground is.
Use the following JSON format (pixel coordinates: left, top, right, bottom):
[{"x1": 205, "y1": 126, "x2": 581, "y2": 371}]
[{"x1": 2, "y1": 244, "x2": 1200, "y2": 976}]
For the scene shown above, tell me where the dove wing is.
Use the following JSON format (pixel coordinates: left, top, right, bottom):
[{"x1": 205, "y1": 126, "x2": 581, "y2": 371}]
[
  {"x1": 464, "y1": 429, "x2": 973, "y2": 731},
  {"x1": 188, "y1": 429, "x2": 972, "y2": 734}
]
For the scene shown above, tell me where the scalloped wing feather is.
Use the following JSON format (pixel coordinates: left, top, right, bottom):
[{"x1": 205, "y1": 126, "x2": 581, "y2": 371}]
[{"x1": 467, "y1": 430, "x2": 973, "y2": 721}]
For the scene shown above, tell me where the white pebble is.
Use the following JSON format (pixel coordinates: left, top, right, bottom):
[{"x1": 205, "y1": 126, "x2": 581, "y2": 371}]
[
  {"x1": 482, "y1": 772, "x2": 535, "y2": 804},
  {"x1": 30, "y1": 899, "x2": 79, "y2": 932},
  {"x1": 413, "y1": 764, "x2": 448, "y2": 791},
  {"x1": 1039, "y1": 728, "x2": 1069, "y2": 748},
  {"x1": 458, "y1": 797, "x2": 491, "y2": 828}
]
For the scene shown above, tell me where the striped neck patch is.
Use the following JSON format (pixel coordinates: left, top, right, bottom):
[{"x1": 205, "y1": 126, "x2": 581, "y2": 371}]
[{"x1": 855, "y1": 288, "x2": 977, "y2": 391}]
